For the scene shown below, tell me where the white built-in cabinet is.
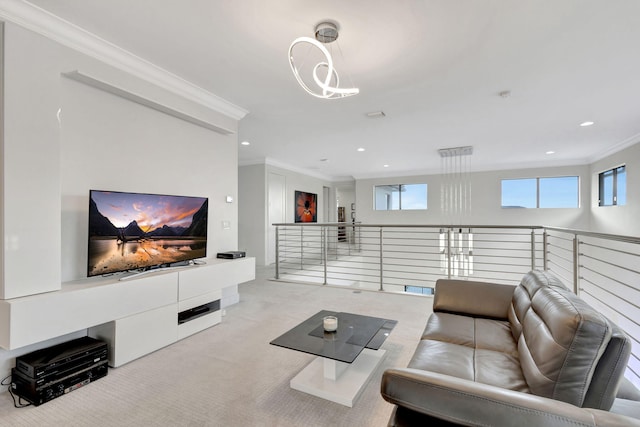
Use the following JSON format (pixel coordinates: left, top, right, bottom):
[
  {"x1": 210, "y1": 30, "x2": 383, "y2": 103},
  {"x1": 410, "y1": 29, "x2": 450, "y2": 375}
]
[{"x1": 0, "y1": 258, "x2": 255, "y2": 367}]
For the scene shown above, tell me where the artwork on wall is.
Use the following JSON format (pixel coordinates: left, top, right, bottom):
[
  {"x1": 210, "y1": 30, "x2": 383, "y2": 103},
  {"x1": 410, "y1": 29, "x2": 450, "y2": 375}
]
[{"x1": 295, "y1": 191, "x2": 317, "y2": 223}]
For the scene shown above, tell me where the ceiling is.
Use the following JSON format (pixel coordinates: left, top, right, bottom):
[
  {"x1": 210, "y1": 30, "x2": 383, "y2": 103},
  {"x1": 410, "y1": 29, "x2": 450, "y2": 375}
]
[{"x1": 24, "y1": 0, "x2": 640, "y2": 181}]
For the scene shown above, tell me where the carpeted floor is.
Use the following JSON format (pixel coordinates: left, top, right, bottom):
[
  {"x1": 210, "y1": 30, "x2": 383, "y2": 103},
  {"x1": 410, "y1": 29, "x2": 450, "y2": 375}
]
[{"x1": 0, "y1": 266, "x2": 433, "y2": 427}]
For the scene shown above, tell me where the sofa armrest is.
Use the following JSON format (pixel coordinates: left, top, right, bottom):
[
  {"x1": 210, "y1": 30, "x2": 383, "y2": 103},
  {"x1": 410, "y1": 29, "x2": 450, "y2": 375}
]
[
  {"x1": 381, "y1": 368, "x2": 640, "y2": 427},
  {"x1": 433, "y1": 279, "x2": 515, "y2": 319}
]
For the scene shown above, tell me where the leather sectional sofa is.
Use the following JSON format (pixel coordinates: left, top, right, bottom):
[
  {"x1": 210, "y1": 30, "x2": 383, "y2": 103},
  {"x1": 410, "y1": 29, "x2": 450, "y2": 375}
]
[{"x1": 381, "y1": 270, "x2": 640, "y2": 426}]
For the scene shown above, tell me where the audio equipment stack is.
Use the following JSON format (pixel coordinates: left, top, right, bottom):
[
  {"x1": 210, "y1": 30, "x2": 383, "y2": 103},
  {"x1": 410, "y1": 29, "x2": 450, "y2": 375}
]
[{"x1": 11, "y1": 336, "x2": 108, "y2": 406}]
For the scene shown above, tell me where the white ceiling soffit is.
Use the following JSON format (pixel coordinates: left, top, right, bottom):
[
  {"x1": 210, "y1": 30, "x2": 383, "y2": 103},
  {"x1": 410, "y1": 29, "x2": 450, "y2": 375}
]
[{"x1": 0, "y1": 0, "x2": 248, "y2": 121}]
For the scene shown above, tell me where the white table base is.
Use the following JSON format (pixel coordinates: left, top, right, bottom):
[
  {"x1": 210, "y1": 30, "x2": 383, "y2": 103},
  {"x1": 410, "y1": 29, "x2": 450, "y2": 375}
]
[{"x1": 290, "y1": 348, "x2": 386, "y2": 407}]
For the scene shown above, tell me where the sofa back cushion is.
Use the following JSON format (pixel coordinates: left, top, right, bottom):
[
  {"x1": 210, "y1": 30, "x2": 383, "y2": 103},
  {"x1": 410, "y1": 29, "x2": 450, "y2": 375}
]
[
  {"x1": 434, "y1": 279, "x2": 515, "y2": 319},
  {"x1": 508, "y1": 270, "x2": 560, "y2": 339},
  {"x1": 513, "y1": 271, "x2": 612, "y2": 407}
]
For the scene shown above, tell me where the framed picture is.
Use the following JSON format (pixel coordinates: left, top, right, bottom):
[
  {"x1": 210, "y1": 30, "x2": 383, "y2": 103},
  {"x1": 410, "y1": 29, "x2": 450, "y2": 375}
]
[{"x1": 295, "y1": 191, "x2": 317, "y2": 223}]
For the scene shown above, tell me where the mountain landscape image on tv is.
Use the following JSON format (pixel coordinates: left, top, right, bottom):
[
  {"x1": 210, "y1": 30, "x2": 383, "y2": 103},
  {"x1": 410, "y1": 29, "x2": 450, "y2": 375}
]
[{"x1": 88, "y1": 190, "x2": 208, "y2": 277}]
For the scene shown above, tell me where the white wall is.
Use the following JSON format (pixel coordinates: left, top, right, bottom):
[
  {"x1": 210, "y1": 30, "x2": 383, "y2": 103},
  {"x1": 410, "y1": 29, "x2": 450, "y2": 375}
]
[
  {"x1": 238, "y1": 163, "x2": 333, "y2": 266},
  {"x1": 272, "y1": 165, "x2": 330, "y2": 223},
  {"x1": 59, "y1": 77, "x2": 238, "y2": 281},
  {"x1": 336, "y1": 181, "x2": 356, "y2": 222},
  {"x1": 590, "y1": 141, "x2": 640, "y2": 237},
  {"x1": 356, "y1": 164, "x2": 591, "y2": 229},
  {"x1": 0, "y1": 22, "x2": 241, "y2": 373},
  {"x1": 238, "y1": 164, "x2": 266, "y2": 264},
  {"x1": 1, "y1": 23, "x2": 62, "y2": 298},
  {"x1": 0, "y1": 22, "x2": 239, "y2": 288}
]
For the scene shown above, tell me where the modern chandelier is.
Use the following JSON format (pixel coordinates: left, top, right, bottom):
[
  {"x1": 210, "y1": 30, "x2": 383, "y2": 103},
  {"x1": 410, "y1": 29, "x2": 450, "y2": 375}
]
[
  {"x1": 438, "y1": 146, "x2": 474, "y2": 278},
  {"x1": 288, "y1": 21, "x2": 359, "y2": 99}
]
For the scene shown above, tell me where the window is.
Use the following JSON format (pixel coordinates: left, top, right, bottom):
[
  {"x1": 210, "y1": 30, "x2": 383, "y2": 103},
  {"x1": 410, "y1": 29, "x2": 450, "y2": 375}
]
[
  {"x1": 599, "y1": 165, "x2": 626, "y2": 206},
  {"x1": 374, "y1": 184, "x2": 427, "y2": 210},
  {"x1": 405, "y1": 286, "x2": 434, "y2": 295},
  {"x1": 539, "y1": 177, "x2": 580, "y2": 208},
  {"x1": 501, "y1": 176, "x2": 579, "y2": 208},
  {"x1": 501, "y1": 179, "x2": 536, "y2": 208}
]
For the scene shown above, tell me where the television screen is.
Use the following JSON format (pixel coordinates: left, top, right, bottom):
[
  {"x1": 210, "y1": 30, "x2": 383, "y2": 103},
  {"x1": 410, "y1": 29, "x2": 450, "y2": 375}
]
[{"x1": 88, "y1": 190, "x2": 208, "y2": 277}]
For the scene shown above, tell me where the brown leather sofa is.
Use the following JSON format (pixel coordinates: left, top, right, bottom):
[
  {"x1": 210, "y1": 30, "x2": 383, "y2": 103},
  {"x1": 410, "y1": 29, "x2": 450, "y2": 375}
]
[{"x1": 381, "y1": 270, "x2": 640, "y2": 426}]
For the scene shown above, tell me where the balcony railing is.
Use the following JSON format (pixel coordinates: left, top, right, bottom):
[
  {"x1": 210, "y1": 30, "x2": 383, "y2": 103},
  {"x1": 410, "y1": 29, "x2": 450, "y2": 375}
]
[{"x1": 272, "y1": 222, "x2": 640, "y2": 388}]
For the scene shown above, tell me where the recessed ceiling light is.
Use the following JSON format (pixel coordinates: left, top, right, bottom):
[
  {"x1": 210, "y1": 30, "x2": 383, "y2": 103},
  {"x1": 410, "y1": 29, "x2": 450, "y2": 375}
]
[
  {"x1": 546, "y1": 151, "x2": 555, "y2": 155},
  {"x1": 580, "y1": 121, "x2": 594, "y2": 127},
  {"x1": 357, "y1": 147, "x2": 365, "y2": 152},
  {"x1": 240, "y1": 141, "x2": 250, "y2": 146},
  {"x1": 383, "y1": 164, "x2": 389, "y2": 168}
]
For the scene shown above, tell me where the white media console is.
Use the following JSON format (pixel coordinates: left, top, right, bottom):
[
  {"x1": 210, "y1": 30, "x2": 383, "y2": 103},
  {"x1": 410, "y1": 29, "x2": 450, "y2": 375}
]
[{"x1": 0, "y1": 257, "x2": 255, "y2": 367}]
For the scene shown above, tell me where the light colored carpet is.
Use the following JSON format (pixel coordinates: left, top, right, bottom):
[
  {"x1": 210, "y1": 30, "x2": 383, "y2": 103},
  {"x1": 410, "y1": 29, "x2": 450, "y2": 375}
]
[{"x1": 0, "y1": 266, "x2": 433, "y2": 427}]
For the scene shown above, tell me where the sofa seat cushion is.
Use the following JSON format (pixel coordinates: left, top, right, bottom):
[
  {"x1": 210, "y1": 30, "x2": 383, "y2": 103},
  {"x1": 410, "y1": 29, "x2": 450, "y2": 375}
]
[
  {"x1": 422, "y1": 312, "x2": 518, "y2": 355},
  {"x1": 475, "y1": 348, "x2": 529, "y2": 391},
  {"x1": 409, "y1": 312, "x2": 529, "y2": 392},
  {"x1": 408, "y1": 340, "x2": 475, "y2": 380},
  {"x1": 420, "y1": 312, "x2": 474, "y2": 346}
]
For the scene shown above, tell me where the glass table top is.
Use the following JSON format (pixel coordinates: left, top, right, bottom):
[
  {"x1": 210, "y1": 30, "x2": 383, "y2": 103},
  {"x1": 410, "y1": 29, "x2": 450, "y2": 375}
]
[{"x1": 269, "y1": 310, "x2": 397, "y2": 363}]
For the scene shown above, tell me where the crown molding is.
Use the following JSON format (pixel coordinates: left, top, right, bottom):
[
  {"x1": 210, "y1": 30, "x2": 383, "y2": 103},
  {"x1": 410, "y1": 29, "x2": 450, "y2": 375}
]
[
  {"x1": 588, "y1": 132, "x2": 640, "y2": 165},
  {"x1": 239, "y1": 157, "x2": 352, "y2": 182},
  {"x1": 352, "y1": 158, "x2": 591, "y2": 181},
  {"x1": 0, "y1": 0, "x2": 249, "y2": 121},
  {"x1": 264, "y1": 157, "x2": 334, "y2": 182}
]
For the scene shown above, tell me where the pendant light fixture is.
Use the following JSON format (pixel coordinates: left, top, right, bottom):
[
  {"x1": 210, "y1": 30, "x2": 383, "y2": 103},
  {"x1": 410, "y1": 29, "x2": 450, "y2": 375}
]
[
  {"x1": 288, "y1": 21, "x2": 359, "y2": 99},
  {"x1": 438, "y1": 146, "x2": 474, "y2": 278}
]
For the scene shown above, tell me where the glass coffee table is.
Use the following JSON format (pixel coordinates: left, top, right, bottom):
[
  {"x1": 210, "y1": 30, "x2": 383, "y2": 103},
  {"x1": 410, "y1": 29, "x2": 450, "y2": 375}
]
[{"x1": 270, "y1": 310, "x2": 396, "y2": 407}]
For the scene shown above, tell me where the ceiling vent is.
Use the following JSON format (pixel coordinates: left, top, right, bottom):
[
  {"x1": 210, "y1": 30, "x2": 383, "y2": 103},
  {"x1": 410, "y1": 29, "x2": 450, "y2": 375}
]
[{"x1": 366, "y1": 111, "x2": 386, "y2": 118}]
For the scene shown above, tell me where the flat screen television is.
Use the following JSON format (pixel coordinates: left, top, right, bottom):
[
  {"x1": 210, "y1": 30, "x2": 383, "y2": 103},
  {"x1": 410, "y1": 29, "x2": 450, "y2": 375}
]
[{"x1": 87, "y1": 190, "x2": 208, "y2": 277}]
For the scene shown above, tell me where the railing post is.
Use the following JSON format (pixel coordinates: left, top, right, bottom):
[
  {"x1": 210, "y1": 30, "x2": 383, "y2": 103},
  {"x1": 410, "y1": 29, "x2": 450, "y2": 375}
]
[
  {"x1": 543, "y1": 230, "x2": 548, "y2": 271},
  {"x1": 447, "y1": 228, "x2": 453, "y2": 279},
  {"x1": 321, "y1": 226, "x2": 325, "y2": 265},
  {"x1": 530, "y1": 229, "x2": 536, "y2": 270},
  {"x1": 300, "y1": 227, "x2": 304, "y2": 271},
  {"x1": 275, "y1": 226, "x2": 280, "y2": 279},
  {"x1": 379, "y1": 228, "x2": 384, "y2": 291},
  {"x1": 323, "y1": 226, "x2": 328, "y2": 285},
  {"x1": 573, "y1": 235, "x2": 580, "y2": 295}
]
